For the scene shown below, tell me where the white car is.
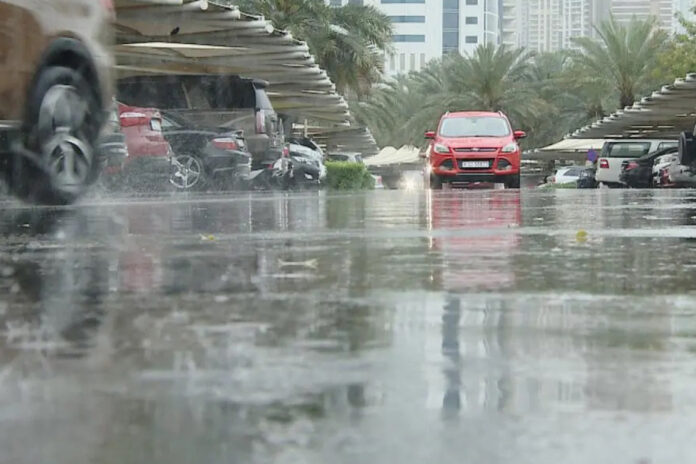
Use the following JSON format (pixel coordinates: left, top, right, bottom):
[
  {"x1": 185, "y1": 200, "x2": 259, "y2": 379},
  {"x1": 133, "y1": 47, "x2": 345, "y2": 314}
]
[
  {"x1": 667, "y1": 162, "x2": 696, "y2": 187},
  {"x1": 596, "y1": 139, "x2": 678, "y2": 187},
  {"x1": 652, "y1": 152, "x2": 680, "y2": 187},
  {"x1": 552, "y1": 166, "x2": 585, "y2": 185}
]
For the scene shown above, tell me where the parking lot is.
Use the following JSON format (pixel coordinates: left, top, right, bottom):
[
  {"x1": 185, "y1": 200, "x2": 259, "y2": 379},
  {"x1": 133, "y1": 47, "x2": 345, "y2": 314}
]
[{"x1": 1, "y1": 189, "x2": 696, "y2": 463}]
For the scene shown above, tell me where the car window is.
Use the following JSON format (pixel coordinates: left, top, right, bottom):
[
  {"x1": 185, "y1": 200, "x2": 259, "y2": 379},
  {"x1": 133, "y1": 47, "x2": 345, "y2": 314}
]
[
  {"x1": 657, "y1": 142, "x2": 678, "y2": 151},
  {"x1": 255, "y1": 88, "x2": 274, "y2": 110},
  {"x1": 160, "y1": 117, "x2": 177, "y2": 130},
  {"x1": 439, "y1": 117, "x2": 511, "y2": 137},
  {"x1": 603, "y1": 142, "x2": 651, "y2": 158},
  {"x1": 330, "y1": 154, "x2": 349, "y2": 161}
]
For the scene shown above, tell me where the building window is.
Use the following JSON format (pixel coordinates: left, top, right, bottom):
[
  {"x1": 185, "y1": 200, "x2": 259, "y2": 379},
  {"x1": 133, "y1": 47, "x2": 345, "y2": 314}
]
[
  {"x1": 348, "y1": 0, "x2": 363, "y2": 4},
  {"x1": 443, "y1": 0, "x2": 458, "y2": 9},
  {"x1": 382, "y1": 0, "x2": 425, "y2": 4},
  {"x1": 329, "y1": 0, "x2": 342, "y2": 5},
  {"x1": 465, "y1": 0, "x2": 477, "y2": 4},
  {"x1": 465, "y1": 16, "x2": 478, "y2": 24},
  {"x1": 410, "y1": 53, "x2": 416, "y2": 70},
  {"x1": 390, "y1": 54, "x2": 396, "y2": 71},
  {"x1": 420, "y1": 53, "x2": 426, "y2": 67},
  {"x1": 400, "y1": 53, "x2": 406, "y2": 71},
  {"x1": 465, "y1": 35, "x2": 478, "y2": 44},
  {"x1": 389, "y1": 15, "x2": 426, "y2": 23},
  {"x1": 443, "y1": 31, "x2": 459, "y2": 49},
  {"x1": 393, "y1": 34, "x2": 426, "y2": 42},
  {"x1": 442, "y1": 13, "x2": 459, "y2": 29}
]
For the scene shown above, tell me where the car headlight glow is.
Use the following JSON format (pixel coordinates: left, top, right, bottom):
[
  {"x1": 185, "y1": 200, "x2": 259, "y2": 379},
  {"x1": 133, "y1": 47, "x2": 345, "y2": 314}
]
[
  {"x1": 433, "y1": 143, "x2": 450, "y2": 154},
  {"x1": 501, "y1": 142, "x2": 519, "y2": 153}
]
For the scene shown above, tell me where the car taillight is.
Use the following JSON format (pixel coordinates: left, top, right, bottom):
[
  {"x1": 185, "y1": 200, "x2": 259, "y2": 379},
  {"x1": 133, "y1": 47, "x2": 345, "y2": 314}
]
[
  {"x1": 550, "y1": 176, "x2": 556, "y2": 183},
  {"x1": 626, "y1": 161, "x2": 639, "y2": 170},
  {"x1": 212, "y1": 137, "x2": 239, "y2": 151},
  {"x1": 256, "y1": 111, "x2": 266, "y2": 134},
  {"x1": 599, "y1": 159, "x2": 609, "y2": 169},
  {"x1": 101, "y1": 0, "x2": 115, "y2": 11},
  {"x1": 282, "y1": 145, "x2": 290, "y2": 158}
]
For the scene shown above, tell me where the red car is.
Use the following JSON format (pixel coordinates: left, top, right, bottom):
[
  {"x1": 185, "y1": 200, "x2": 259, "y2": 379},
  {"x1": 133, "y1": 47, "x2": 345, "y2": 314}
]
[
  {"x1": 425, "y1": 111, "x2": 526, "y2": 189},
  {"x1": 104, "y1": 103, "x2": 172, "y2": 189}
]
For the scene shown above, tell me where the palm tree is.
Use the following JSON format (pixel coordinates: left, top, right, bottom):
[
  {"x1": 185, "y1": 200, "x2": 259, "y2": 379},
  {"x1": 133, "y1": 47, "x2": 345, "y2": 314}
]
[
  {"x1": 571, "y1": 15, "x2": 668, "y2": 109},
  {"x1": 354, "y1": 44, "x2": 555, "y2": 147},
  {"x1": 230, "y1": 0, "x2": 392, "y2": 96}
]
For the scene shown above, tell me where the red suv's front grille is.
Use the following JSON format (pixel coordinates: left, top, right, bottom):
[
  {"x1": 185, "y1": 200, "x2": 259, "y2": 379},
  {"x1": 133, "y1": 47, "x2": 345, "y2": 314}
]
[{"x1": 453, "y1": 148, "x2": 497, "y2": 153}]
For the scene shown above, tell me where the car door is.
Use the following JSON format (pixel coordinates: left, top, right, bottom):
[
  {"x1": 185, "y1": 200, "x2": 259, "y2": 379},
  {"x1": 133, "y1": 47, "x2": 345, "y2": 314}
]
[{"x1": 0, "y1": 1, "x2": 45, "y2": 123}]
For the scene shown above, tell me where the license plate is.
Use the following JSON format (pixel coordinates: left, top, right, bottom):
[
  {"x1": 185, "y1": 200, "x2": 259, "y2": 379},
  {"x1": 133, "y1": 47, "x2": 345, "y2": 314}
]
[{"x1": 461, "y1": 161, "x2": 489, "y2": 168}]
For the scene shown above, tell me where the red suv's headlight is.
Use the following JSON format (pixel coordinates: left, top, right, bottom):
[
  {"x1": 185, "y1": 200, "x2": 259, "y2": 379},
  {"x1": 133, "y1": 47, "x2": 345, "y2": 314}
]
[
  {"x1": 433, "y1": 143, "x2": 450, "y2": 154},
  {"x1": 501, "y1": 142, "x2": 519, "y2": 153}
]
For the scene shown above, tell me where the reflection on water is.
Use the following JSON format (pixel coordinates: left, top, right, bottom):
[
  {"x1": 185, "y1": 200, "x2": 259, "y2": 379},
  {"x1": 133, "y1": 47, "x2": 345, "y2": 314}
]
[{"x1": 0, "y1": 190, "x2": 695, "y2": 463}]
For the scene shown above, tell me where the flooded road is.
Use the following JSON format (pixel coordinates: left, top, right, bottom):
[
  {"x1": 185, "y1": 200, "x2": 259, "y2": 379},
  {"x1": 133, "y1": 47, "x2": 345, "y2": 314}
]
[{"x1": 1, "y1": 189, "x2": 696, "y2": 463}]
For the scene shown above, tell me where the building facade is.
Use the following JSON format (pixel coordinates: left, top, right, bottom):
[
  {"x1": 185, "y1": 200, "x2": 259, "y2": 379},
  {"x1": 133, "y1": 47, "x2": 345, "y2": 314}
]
[
  {"x1": 609, "y1": 0, "x2": 675, "y2": 30},
  {"x1": 502, "y1": 0, "x2": 607, "y2": 52},
  {"x1": 329, "y1": 0, "x2": 502, "y2": 76}
]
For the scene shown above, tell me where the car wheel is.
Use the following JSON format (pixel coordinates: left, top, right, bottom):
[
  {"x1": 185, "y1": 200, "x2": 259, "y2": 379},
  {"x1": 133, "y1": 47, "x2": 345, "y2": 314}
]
[
  {"x1": 430, "y1": 174, "x2": 443, "y2": 190},
  {"x1": 170, "y1": 154, "x2": 206, "y2": 191},
  {"x1": 505, "y1": 173, "x2": 520, "y2": 189},
  {"x1": 8, "y1": 66, "x2": 102, "y2": 204}
]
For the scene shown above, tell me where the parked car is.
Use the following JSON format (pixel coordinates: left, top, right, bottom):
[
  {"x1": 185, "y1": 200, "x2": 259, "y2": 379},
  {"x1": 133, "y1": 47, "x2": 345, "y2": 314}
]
[
  {"x1": 596, "y1": 139, "x2": 677, "y2": 187},
  {"x1": 425, "y1": 111, "x2": 525, "y2": 189},
  {"x1": 284, "y1": 143, "x2": 325, "y2": 188},
  {"x1": 328, "y1": 152, "x2": 364, "y2": 164},
  {"x1": 117, "y1": 75, "x2": 284, "y2": 171},
  {"x1": 551, "y1": 166, "x2": 586, "y2": 185},
  {"x1": 159, "y1": 111, "x2": 251, "y2": 191},
  {"x1": 577, "y1": 167, "x2": 597, "y2": 189},
  {"x1": 652, "y1": 150, "x2": 680, "y2": 187},
  {"x1": 103, "y1": 104, "x2": 171, "y2": 190},
  {"x1": 667, "y1": 162, "x2": 696, "y2": 188},
  {"x1": 0, "y1": 0, "x2": 114, "y2": 204},
  {"x1": 619, "y1": 147, "x2": 678, "y2": 188},
  {"x1": 98, "y1": 104, "x2": 129, "y2": 176}
]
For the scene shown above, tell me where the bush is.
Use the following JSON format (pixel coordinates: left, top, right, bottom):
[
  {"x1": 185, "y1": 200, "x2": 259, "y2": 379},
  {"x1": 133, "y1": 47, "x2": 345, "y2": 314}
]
[{"x1": 325, "y1": 161, "x2": 375, "y2": 190}]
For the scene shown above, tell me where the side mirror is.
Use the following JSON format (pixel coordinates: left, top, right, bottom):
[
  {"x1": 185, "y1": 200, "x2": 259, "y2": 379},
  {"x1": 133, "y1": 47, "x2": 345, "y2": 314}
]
[
  {"x1": 424, "y1": 131, "x2": 435, "y2": 140},
  {"x1": 513, "y1": 130, "x2": 527, "y2": 140}
]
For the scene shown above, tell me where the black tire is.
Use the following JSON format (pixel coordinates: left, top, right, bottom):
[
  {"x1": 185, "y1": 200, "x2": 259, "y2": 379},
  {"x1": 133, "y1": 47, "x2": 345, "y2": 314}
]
[
  {"x1": 430, "y1": 174, "x2": 443, "y2": 190},
  {"x1": 505, "y1": 173, "x2": 521, "y2": 189},
  {"x1": 8, "y1": 66, "x2": 102, "y2": 205},
  {"x1": 680, "y1": 131, "x2": 696, "y2": 166}
]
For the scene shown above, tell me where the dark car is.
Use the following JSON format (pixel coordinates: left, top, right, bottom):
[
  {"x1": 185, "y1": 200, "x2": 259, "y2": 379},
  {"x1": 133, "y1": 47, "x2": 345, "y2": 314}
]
[
  {"x1": 577, "y1": 168, "x2": 597, "y2": 189},
  {"x1": 620, "y1": 146, "x2": 678, "y2": 189},
  {"x1": 117, "y1": 75, "x2": 284, "y2": 171},
  {"x1": 160, "y1": 111, "x2": 251, "y2": 191},
  {"x1": 98, "y1": 104, "x2": 128, "y2": 175}
]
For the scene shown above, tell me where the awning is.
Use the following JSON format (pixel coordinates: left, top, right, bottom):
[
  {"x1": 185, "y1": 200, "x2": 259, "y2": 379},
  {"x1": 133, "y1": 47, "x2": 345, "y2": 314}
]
[
  {"x1": 113, "y1": 0, "x2": 378, "y2": 154},
  {"x1": 570, "y1": 73, "x2": 696, "y2": 140},
  {"x1": 540, "y1": 139, "x2": 605, "y2": 152}
]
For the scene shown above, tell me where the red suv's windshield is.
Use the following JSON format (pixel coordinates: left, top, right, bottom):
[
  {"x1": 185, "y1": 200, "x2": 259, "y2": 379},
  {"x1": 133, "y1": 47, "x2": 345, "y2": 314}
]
[{"x1": 439, "y1": 116, "x2": 511, "y2": 138}]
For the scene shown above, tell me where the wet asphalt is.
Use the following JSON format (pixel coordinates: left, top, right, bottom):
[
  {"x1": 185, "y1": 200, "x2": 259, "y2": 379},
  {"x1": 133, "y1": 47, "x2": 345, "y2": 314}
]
[{"x1": 1, "y1": 188, "x2": 696, "y2": 463}]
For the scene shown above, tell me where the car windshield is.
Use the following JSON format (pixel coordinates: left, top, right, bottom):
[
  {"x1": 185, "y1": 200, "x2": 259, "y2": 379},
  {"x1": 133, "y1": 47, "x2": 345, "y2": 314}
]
[{"x1": 439, "y1": 116, "x2": 511, "y2": 137}]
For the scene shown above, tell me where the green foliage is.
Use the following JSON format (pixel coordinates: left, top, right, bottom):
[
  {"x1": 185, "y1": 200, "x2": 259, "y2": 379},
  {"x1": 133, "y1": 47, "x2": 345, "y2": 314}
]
[
  {"x1": 224, "y1": 0, "x2": 392, "y2": 96},
  {"x1": 571, "y1": 16, "x2": 668, "y2": 108},
  {"x1": 654, "y1": 9, "x2": 696, "y2": 83},
  {"x1": 355, "y1": 15, "x2": 676, "y2": 151},
  {"x1": 352, "y1": 45, "x2": 586, "y2": 150},
  {"x1": 325, "y1": 162, "x2": 374, "y2": 190}
]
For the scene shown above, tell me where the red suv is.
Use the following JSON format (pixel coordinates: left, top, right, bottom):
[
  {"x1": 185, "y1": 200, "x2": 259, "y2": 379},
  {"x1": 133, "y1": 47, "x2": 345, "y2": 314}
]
[{"x1": 425, "y1": 111, "x2": 526, "y2": 189}]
